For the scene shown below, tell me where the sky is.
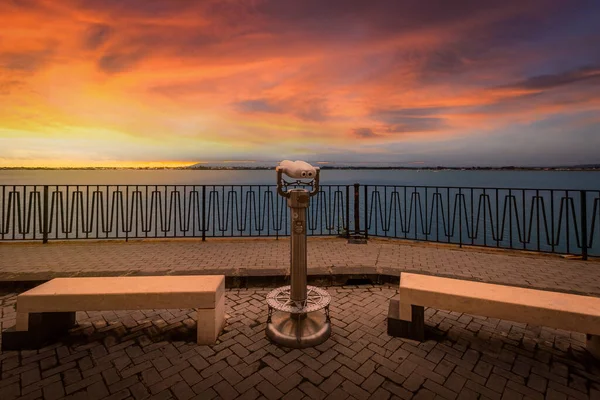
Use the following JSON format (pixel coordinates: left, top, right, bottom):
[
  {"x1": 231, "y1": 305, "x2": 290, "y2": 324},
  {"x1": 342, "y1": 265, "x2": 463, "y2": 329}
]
[{"x1": 1, "y1": 0, "x2": 600, "y2": 168}]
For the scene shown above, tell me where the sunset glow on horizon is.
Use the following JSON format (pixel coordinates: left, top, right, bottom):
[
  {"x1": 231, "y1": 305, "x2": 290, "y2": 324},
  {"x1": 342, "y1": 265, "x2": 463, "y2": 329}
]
[{"x1": 1, "y1": 0, "x2": 599, "y2": 167}]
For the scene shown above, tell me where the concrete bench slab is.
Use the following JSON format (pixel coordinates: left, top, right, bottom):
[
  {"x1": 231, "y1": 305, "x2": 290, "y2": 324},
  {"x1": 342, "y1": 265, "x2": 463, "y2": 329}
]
[
  {"x1": 2, "y1": 275, "x2": 225, "y2": 350},
  {"x1": 388, "y1": 273, "x2": 600, "y2": 359}
]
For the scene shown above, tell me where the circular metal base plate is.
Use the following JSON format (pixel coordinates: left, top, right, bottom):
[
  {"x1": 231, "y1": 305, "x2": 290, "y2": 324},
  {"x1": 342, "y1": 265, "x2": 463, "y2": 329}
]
[
  {"x1": 266, "y1": 285, "x2": 331, "y2": 314},
  {"x1": 266, "y1": 311, "x2": 331, "y2": 349}
]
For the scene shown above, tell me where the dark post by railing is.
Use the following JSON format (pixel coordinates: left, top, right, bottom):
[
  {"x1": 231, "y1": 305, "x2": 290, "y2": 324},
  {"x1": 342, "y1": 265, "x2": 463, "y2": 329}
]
[
  {"x1": 364, "y1": 184, "x2": 368, "y2": 240},
  {"x1": 458, "y1": 187, "x2": 462, "y2": 248},
  {"x1": 345, "y1": 185, "x2": 350, "y2": 239},
  {"x1": 353, "y1": 183, "x2": 360, "y2": 236},
  {"x1": 581, "y1": 190, "x2": 588, "y2": 260},
  {"x1": 42, "y1": 185, "x2": 49, "y2": 244},
  {"x1": 125, "y1": 186, "x2": 129, "y2": 242},
  {"x1": 202, "y1": 185, "x2": 206, "y2": 241}
]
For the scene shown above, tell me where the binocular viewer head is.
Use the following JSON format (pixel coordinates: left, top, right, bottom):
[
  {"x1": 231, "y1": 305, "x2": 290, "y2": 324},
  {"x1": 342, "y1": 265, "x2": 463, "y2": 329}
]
[{"x1": 276, "y1": 160, "x2": 319, "y2": 180}]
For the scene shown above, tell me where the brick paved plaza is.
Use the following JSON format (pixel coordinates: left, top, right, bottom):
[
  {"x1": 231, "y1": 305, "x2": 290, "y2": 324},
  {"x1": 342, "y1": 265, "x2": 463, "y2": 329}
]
[
  {"x1": 0, "y1": 238, "x2": 599, "y2": 399},
  {"x1": 1, "y1": 285, "x2": 599, "y2": 400},
  {"x1": 0, "y1": 238, "x2": 599, "y2": 296}
]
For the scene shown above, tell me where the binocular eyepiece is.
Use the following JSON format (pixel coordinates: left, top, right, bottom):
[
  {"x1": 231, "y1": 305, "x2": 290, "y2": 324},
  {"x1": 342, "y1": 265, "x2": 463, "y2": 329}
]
[
  {"x1": 276, "y1": 160, "x2": 319, "y2": 180},
  {"x1": 276, "y1": 160, "x2": 320, "y2": 198}
]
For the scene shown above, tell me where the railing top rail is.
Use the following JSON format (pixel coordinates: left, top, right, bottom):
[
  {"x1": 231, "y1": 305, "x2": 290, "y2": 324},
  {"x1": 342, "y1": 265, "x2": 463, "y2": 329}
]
[
  {"x1": 0, "y1": 183, "x2": 343, "y2": 187},
  {"x1": 0, "y1": 183, "x2": 598, "y2": 192},
  {"x1": 361, "y1": 185, "x2": 600, "y2": 192}
]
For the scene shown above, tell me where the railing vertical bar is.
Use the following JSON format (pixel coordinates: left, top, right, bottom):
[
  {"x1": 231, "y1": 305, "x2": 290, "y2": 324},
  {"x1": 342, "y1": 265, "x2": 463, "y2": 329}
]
[
  {"x1": 22, "y1": 185, "x2": 26, "y2": 240},
  {"x1": 85, "y1": 185, "x2": 89, "y2": 239},
  {"x1": 354, "y1": 183, "x2": 360, "y2": 237},
  {"x1": 509, "y1": 189, "x2": 513, "y2": 249},
  {"x1": 275, "y1": 185, "x2": 279, "y2": 239},
  {"x1": 536, "y1": 189, "x2": 540, "y2": 252},
  {"x1": 364, "y1": 184, "x2": 368, "y2": 240},
  {"x1": 495, "y1": 189, "x2": 500, "y2": 248},
  {"x1": 522, "y1": 189, "x2": 526, "y2": 250},
  {"x1": 414, "y1": 186, "x2": 417, "y2": 241},
  {"x1": 459, "y1": 188, "x2": 462, "y2": 248},
  {"x1": 435, "y1": 187, "x2": 439, "y2": 242},
  {"x1": 30, "y1": 186, "x2": 36, "y2": 241},
  {"x1": 135, "y1": 185, "x2": 139, "y2": 238},
  {"x1": 373, "y1": 186, "x2": 378, "y2": 237},
  {"x1": 470, "y1": 188, "x2": 474, "y2": 245},
  {"x1": 43, "y1": 185, "x2": 48, "y2": 244},
  {"x1": 424, "y1": 187, "x2": 428, "y2": 242},
  {"x1": 566, "y1": 190, "x2": 570, "y2": 254},
  {"x1": 95, "y1": 185, "x2": 99, "y2": 240},
  {"x1": 483, "y1": 188, "x2": 487, "y2": 247},
  {"x1": 447, "y1": 188, "x2": 450, "y2": 244},
  {"x1": 108, "y1": 185, "x2": 112, "y2": 239},
  {"x1": 125, "y1": 186, "x2": 129, "y2": 242},
  {"x1": 11, "y1": 185, "x2": 15, "y2": 240},
  {"x1": 1, "y1": 186, "x2": 4, "y2": 241},
  {"x1": 202, "y1": 185, "x2": 206, "y2": 241},
  {"x1": 153, "y1": 185, "x2": 158, "y2": 239},
  {"x1": 345, "y1": 185, "x2": 350, "y2": 238},
  {"x1": 144, "y1": 186, "x2": 149, "y2": 238},
  {"x1": 581, "y1": 190, "x2": 588, "y2": 260},
  {"x1": 182, "y1": 186, "x2": 186, "y2": 238},
  {"x1": 551, "y1": 190, "x2": 555, "y2": 253},
  {"x1": 65, "y1": 186, "x2": 70, "y2": 240},
  {"x1": 74, "y1": 185, "x2": 79, "y2": 239},
  {"x1": 383, "y1": 186, "x2": 387, "y2": 238}
]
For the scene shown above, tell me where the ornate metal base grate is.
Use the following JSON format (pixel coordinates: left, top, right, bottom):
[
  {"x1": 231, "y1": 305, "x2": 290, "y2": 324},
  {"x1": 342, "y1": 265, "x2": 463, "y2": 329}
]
[{"x1": 266, "y1": 285, "x2": 331, "y2": 322}]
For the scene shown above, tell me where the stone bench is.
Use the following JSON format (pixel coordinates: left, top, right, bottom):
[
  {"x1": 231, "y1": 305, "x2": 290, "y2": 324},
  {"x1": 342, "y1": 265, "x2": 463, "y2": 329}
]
[
  {"x1": 387, "y1": 273, "x2": 600, "y2": 359},
  {"x1": 1, "y1": 275, "x2": 225, "y2": 350}
]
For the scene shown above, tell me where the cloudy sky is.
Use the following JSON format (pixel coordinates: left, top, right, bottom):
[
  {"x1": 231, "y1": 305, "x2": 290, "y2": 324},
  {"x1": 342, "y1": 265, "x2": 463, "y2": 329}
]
[{"x1": 1, "y1": 0, "x2": 599, "y2": 167}]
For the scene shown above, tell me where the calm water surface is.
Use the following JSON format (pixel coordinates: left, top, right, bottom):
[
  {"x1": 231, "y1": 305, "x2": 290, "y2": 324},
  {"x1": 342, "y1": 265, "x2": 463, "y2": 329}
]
[{"x1": 0, "y1": 169, "x2": 598, "y2": 189}]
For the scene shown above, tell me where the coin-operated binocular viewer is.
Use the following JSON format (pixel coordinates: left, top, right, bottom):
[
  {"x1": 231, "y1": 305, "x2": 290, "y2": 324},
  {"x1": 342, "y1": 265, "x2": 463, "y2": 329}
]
[{"x1": 265, "y1": 160, "x2": 331, "y2": 348}]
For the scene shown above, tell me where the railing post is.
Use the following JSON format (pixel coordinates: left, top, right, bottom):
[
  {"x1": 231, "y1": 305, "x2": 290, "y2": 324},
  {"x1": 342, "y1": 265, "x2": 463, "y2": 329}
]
[
  {"x1": 364, "y1": 184, "x2": 369, "y2": 240},
  {"x1": 458, "y1": 188, "x2": 462, "y2": 248},
  {"x1": 43, "y1": 185, "x2": 49, "y2": 244},
  {"x1": 125, "y1": 186, "x2": 129, "y2": 242},
  {"x1": 353, "y1": 183, "x2": 360, "y2": 236},
  {"x1": 345, "y1": 185, "x2": 350, "y2": 239},
  {"x1": 202, "y1": 185, "x2": 206, "y2": 241},
  {"x1": 581, "y1": 190, "x2": 588, "y2": 260}
]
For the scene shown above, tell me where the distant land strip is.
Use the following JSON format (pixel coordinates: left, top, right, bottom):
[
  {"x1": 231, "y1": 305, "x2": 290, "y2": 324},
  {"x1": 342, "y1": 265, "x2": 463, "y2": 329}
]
[{"x1": 1, "y1": 165, "x2": 599, "y2": 171}]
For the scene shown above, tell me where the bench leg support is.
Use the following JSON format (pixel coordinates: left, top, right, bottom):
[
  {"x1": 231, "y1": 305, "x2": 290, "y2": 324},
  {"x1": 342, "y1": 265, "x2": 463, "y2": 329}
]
[
  {"x1": 2, "y1": 312, "x2": 76, "y2": 351},
  {"x1": 196, "y1": 295, "x2": 225, "y2": 345},
  {"x1": 387, "y1": 298, "x2": 425, "y2": 341},
  {"x1": 587, "y1": 334, "x2": 600, "y2": 360}
]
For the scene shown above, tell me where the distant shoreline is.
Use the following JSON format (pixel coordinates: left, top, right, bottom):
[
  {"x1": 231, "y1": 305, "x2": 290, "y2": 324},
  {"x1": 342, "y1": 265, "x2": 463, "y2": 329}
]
[{"x1": 1, "y1": 166, "x2": 599, "y2": 171}]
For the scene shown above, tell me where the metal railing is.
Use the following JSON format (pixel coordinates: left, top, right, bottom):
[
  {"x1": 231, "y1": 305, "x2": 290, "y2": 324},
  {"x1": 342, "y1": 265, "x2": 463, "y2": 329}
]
[
  {"x1": 0, "y1": 185, "x2": 351, "y2": 241},
  {"x1": 1, "y1": 184, "x2": 598, "y2": 259},
  {"x1": 362, "y1": 186, "x2": 599, "y2": 260}
]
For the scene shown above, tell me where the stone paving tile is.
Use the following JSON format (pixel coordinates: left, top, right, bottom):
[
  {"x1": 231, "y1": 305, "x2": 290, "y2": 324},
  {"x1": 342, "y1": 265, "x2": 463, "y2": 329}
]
[
  {"x1": 1, "y1": 285, "x2": 599, "y2": 399},
  {"x1": 1, "y1": 238, "x2": 599, "y2": 297}
]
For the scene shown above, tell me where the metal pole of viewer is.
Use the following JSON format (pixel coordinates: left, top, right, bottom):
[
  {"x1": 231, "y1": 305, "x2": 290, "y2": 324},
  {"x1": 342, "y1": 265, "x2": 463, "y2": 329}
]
[{"x1": 265, "y1": 162, "x2": 331, "y2": 348}]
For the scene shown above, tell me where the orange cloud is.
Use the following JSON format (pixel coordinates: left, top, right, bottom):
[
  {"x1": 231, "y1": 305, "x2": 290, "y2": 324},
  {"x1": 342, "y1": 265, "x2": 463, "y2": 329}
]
[{"x1": 0, "y1": 0, "x2": 599, "y2": 167}]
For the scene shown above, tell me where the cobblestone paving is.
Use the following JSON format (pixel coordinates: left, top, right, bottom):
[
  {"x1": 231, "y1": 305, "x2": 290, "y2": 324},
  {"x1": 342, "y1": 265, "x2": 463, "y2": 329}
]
[
  {"x1": 1, "y1": 286, "x2": 599, "y2": 400},
  {"x1": 1, "y1": 238, "x2": 599, "y2": 297}
]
